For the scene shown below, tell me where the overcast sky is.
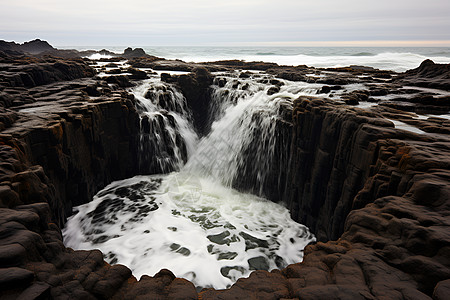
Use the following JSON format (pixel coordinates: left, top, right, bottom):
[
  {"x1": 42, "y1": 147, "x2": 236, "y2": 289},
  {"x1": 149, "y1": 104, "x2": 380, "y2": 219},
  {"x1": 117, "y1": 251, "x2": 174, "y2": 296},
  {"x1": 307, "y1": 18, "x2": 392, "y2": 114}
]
[{"x1": 1, "y1": 0, "x2": 449, "y2": 46}]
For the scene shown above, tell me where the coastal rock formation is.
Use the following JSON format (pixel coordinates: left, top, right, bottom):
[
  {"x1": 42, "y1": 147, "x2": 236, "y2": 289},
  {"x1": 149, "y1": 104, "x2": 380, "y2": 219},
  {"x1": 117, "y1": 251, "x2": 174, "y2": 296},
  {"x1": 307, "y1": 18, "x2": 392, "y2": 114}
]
[
  {"x1": 0, "y1": 48, "x2": 449, "y2": 299},
  {"x1": 0, "y1": 56, "x2": 95, "y2": 93},
  {"x1": 162, "y1": 67, "x2": 213, "y2": 134},
  {"x1": 398, "y1": 59, "x2": 450, "y2": 91},
  {"x1": 0, "y1": 39, "x2": 55, "y2": 55}
]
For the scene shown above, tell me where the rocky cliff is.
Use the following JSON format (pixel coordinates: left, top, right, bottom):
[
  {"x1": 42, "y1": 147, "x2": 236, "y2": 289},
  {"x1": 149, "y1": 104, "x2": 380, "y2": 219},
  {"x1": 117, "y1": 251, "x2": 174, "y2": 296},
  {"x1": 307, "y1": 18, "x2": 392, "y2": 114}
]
[
  {"x1": 0, "y1": 52, "x2": 449, "y2": 299},
  {"x1": 192, "y1": 98, "x2": 450, "y2": 300}
]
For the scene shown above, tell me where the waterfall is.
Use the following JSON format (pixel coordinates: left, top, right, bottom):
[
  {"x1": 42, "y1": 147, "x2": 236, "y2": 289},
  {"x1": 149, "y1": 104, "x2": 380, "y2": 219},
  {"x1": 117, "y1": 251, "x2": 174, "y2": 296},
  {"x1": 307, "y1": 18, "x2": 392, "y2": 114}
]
[
  {"x1": 63, "y1": 71, "x2": 320, "y2": 290},
  {"x1": 132, "y1": 79, "x2": 198, "y2": 174},
  {"x1": 186, "y1": 71, "x2": 323, "y2": 196}
]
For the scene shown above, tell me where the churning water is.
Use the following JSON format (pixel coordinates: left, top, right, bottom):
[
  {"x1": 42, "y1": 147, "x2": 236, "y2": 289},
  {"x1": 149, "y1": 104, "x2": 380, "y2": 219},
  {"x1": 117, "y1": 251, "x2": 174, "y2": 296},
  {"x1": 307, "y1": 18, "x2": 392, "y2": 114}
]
[{"x1": 63, "y1": 70, "x2": 323, "y2": 289}]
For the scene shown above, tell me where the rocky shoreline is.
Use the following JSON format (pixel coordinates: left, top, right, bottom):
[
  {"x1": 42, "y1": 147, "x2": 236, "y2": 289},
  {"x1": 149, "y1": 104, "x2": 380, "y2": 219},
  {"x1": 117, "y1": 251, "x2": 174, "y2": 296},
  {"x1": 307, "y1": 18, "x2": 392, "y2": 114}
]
[{"x1": 0, "y1": 41, "x2": 449, "y2": 299}]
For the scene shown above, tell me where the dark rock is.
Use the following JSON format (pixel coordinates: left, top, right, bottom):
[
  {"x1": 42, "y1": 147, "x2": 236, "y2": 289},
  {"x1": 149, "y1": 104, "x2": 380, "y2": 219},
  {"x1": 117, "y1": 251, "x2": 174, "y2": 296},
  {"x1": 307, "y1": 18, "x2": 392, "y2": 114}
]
[
  {"x1": 105, "y1": 75, "x2": 133, "y2": 87},
  {"x1": 0, "y1": 58, "x2": 95, "y2": 91},
  {"x1": 0, "y1": 243, "x2": 26, "y2": 267},
  {"x1": 267, "y1": 86, "x2": 280, "y2": 95},
  {"x1": 398, "y1": 59, "x2": 450, "y2": 90},
  {"x1": 0, "y1": 39, "x2": 54, "y2": 55},
  {"x1": 122, "y1": 47, "x2": 147, "y2": 58},
  {"x1": 239, "y1": 72, "x2": 251, "y2": 78},
  {"x1": 319, "y1": 85, "x2": 331, "y2": 94},
  {"x1": 160, "y1": 73, "x2": 174, "y2": 83},
  {"x1": 0, "y1": 267, "x2": 34, "y2": 289},
  {"x1": 0, "y1": 184, "x2": 21, "y2": 207},
  {"x1": 17, "y1": 282, "x2": 51, "y2": 300},
  {"x1": 171, "y1": 67, "x2": 213, "y2": 134},
  {"x1": 126, "y1": 67, "x2": 148, "y2": 80},
  {"x1": 433, "y1": 279, "x2": 450, "y2": 300},
  {"x1": 200, "y1": 271, "x2": 290, "y2": 300},
  {"x1": 248, "y1": 256, "x2": 270, "y2": 271}
]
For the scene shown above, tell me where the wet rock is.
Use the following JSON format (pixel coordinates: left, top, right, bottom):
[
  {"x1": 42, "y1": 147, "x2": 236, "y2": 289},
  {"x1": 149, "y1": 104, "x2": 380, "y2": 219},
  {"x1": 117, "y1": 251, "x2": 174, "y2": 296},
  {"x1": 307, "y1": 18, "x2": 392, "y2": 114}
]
[
  {"x1": 105, "y1": 75, "x2": 133, "y2": 87},
  {"x1": 267, "y1": 85, "x2": 280, "y2": 95},
  {"x1": 127, "y1": 67, "x2": 148, "y2": 80},
  {"x1": 171, "y1": 67, "x2": 213, "y2": 134},
  {"x1": 248, "y1": 256, "x2": 270, "y2": 271},
  {"x1": 124, "y1": 269, "x2": 197, "y2": 300},
  {"x1": 122, "y1": 47, "x2": 147, "y2": 58},
  {"x1": 17, "y1": 282, "x2": 51, "y2": 300},
  {"x1": 0, "y1": 267, "x2": 34, "y2": 289},
  {"x1": 160, "y1": 72, "x2": 174, "y2": 83},
  {"x1": 200, "y1": 271, "x2": 290, "y2": 300},
  {"x1": 0, "y1": 58, "x2": 95, "y2": 90},
  {"x1": 0, "y1": 39, "x2": 54, "y2": 55},
  {"x1": 433, "y1": 279, "x2": 450, "y2": 300},
  {"x1": 398, "y1": 59, "x2": 450, "y2": 91},
  {"x1": 239, "y1": 72, "x2": 251, "y2": 78}
]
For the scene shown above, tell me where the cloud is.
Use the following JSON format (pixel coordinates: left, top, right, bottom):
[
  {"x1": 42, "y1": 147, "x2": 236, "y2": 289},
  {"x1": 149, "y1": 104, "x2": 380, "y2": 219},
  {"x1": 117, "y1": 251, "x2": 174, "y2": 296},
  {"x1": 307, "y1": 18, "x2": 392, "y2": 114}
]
[{"x1": 1, "y1": 0, "x2": 449, "y2": 45}]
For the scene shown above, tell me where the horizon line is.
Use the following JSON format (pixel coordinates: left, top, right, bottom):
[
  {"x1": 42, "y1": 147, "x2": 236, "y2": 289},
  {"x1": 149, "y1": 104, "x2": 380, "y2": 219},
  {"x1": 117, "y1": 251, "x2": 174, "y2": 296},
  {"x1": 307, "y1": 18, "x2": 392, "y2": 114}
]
[{"x1": 52, "y1": 40, "x2": 450, "y2": 48}]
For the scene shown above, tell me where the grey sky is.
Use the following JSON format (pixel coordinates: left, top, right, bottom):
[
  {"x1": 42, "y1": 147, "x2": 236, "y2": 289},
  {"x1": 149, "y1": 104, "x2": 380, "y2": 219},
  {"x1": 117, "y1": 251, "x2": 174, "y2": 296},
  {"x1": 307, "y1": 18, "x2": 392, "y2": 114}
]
[{"x1": 1, "y1": 0, "x2": 449, "y2": 46}]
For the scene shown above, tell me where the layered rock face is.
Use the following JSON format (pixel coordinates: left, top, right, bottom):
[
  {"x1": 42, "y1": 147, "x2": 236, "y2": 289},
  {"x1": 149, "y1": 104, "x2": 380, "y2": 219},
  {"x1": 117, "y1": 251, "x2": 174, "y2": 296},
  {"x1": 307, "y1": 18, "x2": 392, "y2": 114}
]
[
  {"x1": 0, "y1": 57, "x2": 140, "y2": 226},
  {"x1": 284, "y1": 98, "x2": 399, "y2": 241},
  {"x1": 275, "y1": 97, "x2": 450, "y2": 299}
]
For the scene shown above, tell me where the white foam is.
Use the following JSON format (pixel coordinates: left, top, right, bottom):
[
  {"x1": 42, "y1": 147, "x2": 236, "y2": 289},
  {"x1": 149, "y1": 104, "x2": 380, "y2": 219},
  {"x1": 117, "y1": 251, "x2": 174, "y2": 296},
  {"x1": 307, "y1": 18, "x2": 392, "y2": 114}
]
[
  {"x1": 87, "y1": 53, "x2": 114, "y2": 60},
  {"x1": 63, "y1": 174, "x2": 315, "y2": 289}
]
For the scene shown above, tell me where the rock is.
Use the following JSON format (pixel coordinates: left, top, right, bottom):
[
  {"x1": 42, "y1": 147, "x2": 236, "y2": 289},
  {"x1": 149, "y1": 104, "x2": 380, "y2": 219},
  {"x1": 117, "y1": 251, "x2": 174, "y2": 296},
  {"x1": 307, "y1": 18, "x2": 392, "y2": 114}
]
[
  {"x1": 0, "y1": 267, "x2": 34, "y2": 289},
  {"x1": 160, "y1": 73, "x2": 174, "y2": 83},
  {"x1": 105, "y1": 75, "x2": 133, "y2": 87},
  {"x1": 0, "y1": 39, "x2": 54, "y2": 55},
  {"x1": 90, "y1": 265, "x2": 132, "y2": 298},
  {"x1": 0, "y1": 57, "x2": 95, "y2": 91},
  {"x1": 433, "y1": 279, "x2": 450, "y2": 300},
  {"x1": 171, "y1": 67, "x2": 213, "y2": 134},
  {"x1": 127, "y1": 67, "x2": 148, "y2": 80},
  {"x1": 0, "y1": 244, "x2": 26, "y2": 267},
  {"x1": 0, "y1": 184, "x2": 21, "y2": 207},
  {"x1": 318, "y1": 85, "x2": 331, "y2": 94},
  {"x1": 248, "y1": 256, "x2": 270, "y2": 271},
  {"x1": 17, "y1": 282, "x2": 51, "y2": 300},
  {"x1": 267, "y1": 86, "x2": 280, "y2": 95},
  {"x1": 124, "y1": 269, "x2": 197, "y2": 300},
  {"x1": 200, "y1": 271, "x2": 290, "y2": 300},
  {"x1": 122, "y1": 47, "x2": 147, "y2": 58},
  {"x1": 398, "y1": 59, "x2": 450, "y2": 91}
]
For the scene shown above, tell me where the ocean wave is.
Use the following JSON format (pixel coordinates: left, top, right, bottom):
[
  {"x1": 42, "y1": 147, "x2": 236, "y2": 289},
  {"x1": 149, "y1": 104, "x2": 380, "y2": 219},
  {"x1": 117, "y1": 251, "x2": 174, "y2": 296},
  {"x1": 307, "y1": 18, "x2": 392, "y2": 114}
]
[
  {"x1": 255, "y1": 52, "x2": 278, "y2": 56},
  {"x1": 350, "y1": 52, "x2": 376, "y2": 56},
  {"x1": 72, "y1": 46, "x2": 450, "y2": 72},
  {"x1": 173, "y1": 52, "x2": 450, "y2": 72}
]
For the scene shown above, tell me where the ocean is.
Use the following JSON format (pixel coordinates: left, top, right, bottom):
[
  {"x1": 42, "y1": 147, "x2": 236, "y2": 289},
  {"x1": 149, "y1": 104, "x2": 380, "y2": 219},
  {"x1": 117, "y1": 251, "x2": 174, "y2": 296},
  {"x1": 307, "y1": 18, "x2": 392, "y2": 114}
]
[{"x1": 62, "y1": 46, "x2": 450, "y2": 72}]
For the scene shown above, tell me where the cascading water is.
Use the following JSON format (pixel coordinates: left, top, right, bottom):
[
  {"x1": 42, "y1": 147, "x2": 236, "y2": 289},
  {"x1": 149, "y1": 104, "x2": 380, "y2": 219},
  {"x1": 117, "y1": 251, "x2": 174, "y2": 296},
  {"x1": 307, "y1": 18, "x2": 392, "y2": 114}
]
[
  {"x1": 63, "y1": 70, "x2": 322, "y2": 289},
  {"x1": 133, "y1": 78, "x2": 198, "y2": 173}
]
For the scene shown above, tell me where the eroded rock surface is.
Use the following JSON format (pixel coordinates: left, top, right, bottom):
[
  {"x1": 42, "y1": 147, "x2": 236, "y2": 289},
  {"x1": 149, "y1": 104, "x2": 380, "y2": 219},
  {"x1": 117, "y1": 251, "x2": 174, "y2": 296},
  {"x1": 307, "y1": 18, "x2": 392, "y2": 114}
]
[{"x1": 0, "y1": 48, "x2": 449, "y2": 299}]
